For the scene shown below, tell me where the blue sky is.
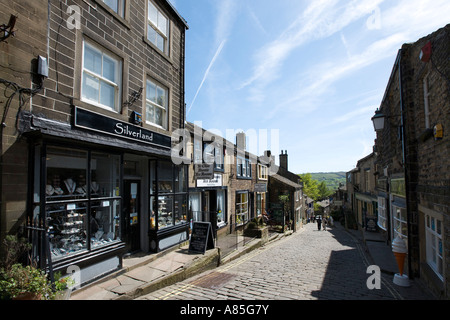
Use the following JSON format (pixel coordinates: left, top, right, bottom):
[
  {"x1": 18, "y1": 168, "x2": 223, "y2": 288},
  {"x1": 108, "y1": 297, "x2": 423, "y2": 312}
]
[{"x1": 169, "y1": 0, "x2": 450, "y2": 174}]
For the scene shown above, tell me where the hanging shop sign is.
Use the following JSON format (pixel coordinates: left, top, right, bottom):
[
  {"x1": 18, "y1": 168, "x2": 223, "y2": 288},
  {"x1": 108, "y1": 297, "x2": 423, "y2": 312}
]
[
  {"x1": 194, "y1": 163, "x2": 214, "y2": 180},
  {"x1": 254, "y1": 183, "x2": 267, "y2": 193},
  {"x1": 74, "y1": 107, "x2": 171, "y2": 149}
]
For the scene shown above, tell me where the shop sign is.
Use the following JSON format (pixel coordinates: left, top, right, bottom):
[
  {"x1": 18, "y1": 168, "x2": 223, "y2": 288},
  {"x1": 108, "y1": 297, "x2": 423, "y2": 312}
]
[
  {"x1": 197, "y1": 174, "x2": 222, "y2": 187},
  {"x1": 188, "y1": 222, "x2": 214, "y2": 254},
  {"x1": 194, "y1": 164, "x2": 214, "y2": 180},
  {"x1": 254, "y1": 183, "x2": 267, "y2": 193},
  {"x1": 74, "y1": 107, "x2": 171, "y2": 149}
]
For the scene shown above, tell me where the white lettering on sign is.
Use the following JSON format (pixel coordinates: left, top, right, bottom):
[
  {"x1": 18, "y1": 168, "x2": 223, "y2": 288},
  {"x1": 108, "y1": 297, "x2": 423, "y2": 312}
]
[{"x1": 114, "y1": 123, "x2": 153, "y2": 143}]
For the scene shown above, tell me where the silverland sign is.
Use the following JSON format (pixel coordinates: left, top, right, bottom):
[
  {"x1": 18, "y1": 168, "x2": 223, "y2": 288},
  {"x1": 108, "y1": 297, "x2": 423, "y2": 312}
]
[
  {"x1": 114, "y1": 123, "x2": 154, "y2": 143},
  {"x1": 74, "y1": 107, "x2": 171, "y2": 149}
]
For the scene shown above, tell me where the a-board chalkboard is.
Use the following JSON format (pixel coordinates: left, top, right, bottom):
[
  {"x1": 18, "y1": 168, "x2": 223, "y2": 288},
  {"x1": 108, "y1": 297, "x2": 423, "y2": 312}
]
[{"x1": 188, "y1": 222, "x2": 215, "y2": 254}]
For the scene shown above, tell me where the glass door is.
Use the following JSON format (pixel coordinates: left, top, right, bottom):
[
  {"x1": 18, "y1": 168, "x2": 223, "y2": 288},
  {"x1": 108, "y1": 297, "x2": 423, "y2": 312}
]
[{"x1": 124, "y1": 180, "x2": 140, "y2": 252}]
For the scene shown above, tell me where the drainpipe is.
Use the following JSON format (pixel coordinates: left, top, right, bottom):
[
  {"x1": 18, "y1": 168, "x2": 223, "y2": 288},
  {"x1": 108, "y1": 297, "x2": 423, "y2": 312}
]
[{"x1": 397, "y1": 48, "x2": 414, "y2": 279}]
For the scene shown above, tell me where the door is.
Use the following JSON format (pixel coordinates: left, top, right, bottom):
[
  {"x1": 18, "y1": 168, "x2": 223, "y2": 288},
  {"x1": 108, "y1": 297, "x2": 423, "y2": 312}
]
[
  {"x1": 203, "y1": 191, "x2": 210, "y2": 222},
  {"x1": 124, "y1": 180, "x2": 140, "y2": 252}
]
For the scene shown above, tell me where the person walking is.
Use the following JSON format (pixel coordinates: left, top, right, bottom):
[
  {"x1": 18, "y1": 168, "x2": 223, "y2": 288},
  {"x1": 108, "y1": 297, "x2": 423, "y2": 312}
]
[
  {"x1": 323, "y1": 216, "x2": 328, "y2": 231},
  {"x1": 316, "y1": 215, "x2": 322, "y2": 231}
]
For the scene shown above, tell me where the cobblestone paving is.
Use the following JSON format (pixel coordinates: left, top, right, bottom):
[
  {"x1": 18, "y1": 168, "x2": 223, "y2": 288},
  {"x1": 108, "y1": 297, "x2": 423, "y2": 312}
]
[{"x1": 137, "y1": 223, "x2": 435, "y2": 300}]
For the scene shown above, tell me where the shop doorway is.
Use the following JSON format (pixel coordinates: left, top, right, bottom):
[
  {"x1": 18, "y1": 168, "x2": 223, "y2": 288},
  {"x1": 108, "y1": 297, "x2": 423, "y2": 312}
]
[{"x1": 124, "y1": 180, "x2": 141, "y2": 253}]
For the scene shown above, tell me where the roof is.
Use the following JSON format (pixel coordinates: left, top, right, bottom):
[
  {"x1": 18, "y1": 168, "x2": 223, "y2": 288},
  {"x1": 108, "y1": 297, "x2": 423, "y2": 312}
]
[
  {"x1": 270, "y1": 174, "x2": 302, "y2": 190},
  {"x1": 163, "y1": 0, "x2": 189, "y2": 29}
]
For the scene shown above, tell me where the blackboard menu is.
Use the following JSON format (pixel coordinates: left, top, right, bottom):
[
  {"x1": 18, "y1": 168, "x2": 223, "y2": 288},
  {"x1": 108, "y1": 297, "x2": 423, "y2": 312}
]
[{"x1": 189, "y1": 222, "x2": 215, "y2": 254}]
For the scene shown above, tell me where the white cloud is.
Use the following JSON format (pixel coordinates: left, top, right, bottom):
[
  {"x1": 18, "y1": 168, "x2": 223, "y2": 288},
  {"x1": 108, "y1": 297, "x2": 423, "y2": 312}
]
[
  {"x1": 214, "y1": 0, "x2": 238, "y2": 46},
  {"x1": 239, "y1": 0, "x2": 385, "y2": 95},
  {"x1": 187, "y1": 40, "x2": 227, "y2": 116},
  {"x1": 331, "y1": 105, "x2": 377, "y2": 124}
]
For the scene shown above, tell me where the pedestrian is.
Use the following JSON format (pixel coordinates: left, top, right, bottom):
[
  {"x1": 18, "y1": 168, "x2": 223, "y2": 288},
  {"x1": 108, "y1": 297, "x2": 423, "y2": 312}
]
[
  {"x1": 316, "y1": 215, "x2": 322, "y2": 231},
  {"x1": 329, "y1": 215, "x2": 334, "y2": 227},
  {"x1": 323, "y1": 216, "x2": 328, "y2": 231}
]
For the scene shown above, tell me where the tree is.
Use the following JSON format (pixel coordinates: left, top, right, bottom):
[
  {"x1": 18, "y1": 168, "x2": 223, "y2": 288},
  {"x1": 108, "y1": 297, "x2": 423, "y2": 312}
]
[
  {"x1": 299, "y1": 173, "x2": 319, "y2": 200},
  {"x1": 318, "y1": 181, "x2": 332, "y2": 200}
]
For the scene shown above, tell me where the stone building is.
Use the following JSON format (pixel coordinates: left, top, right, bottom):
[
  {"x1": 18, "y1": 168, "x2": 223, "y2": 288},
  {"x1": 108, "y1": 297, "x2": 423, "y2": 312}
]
[
  {"x1": 0, "y1": 0, "x2": 189, "y2": 285},
  {"x1": 185, "y1": 122, "x2": 271, "y2": 241},
  {"x1": 268, "y1": 151, "x2": 304, "y2": 231},
  {"x1": 371, "y1": 24, "x2": 450, "y2": 298},
  {"x1": 353, "y1": 153, "x2": 378, "y2": 231}
]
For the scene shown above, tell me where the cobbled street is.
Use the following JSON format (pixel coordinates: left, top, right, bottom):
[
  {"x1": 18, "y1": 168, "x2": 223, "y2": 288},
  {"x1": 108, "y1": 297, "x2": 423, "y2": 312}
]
[{"x1": 137, "y1": 223, "x2": 434, "y2": 300}]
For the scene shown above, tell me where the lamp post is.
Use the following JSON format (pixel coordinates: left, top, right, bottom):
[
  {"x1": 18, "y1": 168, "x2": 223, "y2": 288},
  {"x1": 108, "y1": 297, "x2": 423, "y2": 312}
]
[{"x1": 371, "y1": 109, "x2": 386, "y2": 132}]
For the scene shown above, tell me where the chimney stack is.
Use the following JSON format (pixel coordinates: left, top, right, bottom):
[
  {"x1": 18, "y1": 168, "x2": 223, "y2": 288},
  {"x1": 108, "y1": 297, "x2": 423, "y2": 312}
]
[
  {"x1": 280, "y1": 150, "x2": 288, "y2": 171},
  {"x1": 236, "y1": 132, "x2": 246, "y2": 153}
]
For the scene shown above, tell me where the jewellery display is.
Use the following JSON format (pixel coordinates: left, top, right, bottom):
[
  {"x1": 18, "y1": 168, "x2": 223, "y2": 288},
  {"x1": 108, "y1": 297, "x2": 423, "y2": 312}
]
[
  {"x1": 44, "y1": 148, "x2": 121, "y2": 261},
  {"x1": 48, "y1": 206, "x2": 87, "y2": 260},
  {"x1": 64, "y1": 178, "x2": 76, "y2": 194}
]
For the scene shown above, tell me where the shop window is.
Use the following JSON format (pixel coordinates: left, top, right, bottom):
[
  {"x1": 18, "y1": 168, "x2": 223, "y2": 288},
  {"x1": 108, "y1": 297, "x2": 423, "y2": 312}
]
[
  {"x1": 189, "y1": 192, "x2": 201, "y2": 222},
  {"x1": 425, "y1": 213, "x2": 444, "y2": 280},
  {"x1": 377, "y1": 197, "x2": 387, "y2": 231},
  {"x1": 146, "y1": 78, "x2": 168, "y2": 129},
  {"x1": 42, "y1": 147, "x2": 122, "y2": 261},
  {"x1": 82, "y1": 40, "x2": 122, "y2": 112},
  {"x1": 256, "y1": 192, "x2": 266, "y2": 216},
  {"x1": 392, "y1": 205, "x2": 407, "y2": 240},
  {"x1": 147, "y1": 0, "x2": 169, "y2": 54},
  {"x1": 217, "y1": 190, "x2": 226, "y2": 227},
  {"x1": 149, "y1": 160, "x2": 188, "y2": 231},
  {"x1": 236, "y1": 191, "x2": 249, "y2": 224}
]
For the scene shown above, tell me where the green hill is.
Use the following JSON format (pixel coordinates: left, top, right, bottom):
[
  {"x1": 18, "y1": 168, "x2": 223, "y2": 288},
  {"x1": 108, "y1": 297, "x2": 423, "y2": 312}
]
[{"x1": 308, "y1": 172, "x2": 346, "y2": 191}]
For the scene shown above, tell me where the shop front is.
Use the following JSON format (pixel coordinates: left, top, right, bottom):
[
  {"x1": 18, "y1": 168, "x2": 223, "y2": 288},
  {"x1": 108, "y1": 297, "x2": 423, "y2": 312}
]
[
  {"x1": 24, "y1": 107, "x2": 189, "y2": 285},
  {"x1": 189, "y1": 173, "x2": 227, "y2": 239}
]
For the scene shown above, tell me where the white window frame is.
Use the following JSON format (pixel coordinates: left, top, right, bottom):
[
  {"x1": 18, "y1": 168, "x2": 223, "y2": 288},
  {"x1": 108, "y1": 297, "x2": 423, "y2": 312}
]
[
  {"x1": 258, "y1": 164, "x2": 268, "y2": 180},
  {"x1": 236, "y1": 192, "x2": 249, "y2": 224},
  {"x1": 81, "y1": 40, "x2": 122, "y2": 112},
  {"x1": 256, "y1": 192, "x2": 266, "y2": 216},
  {"x1": 189, "y1": 192, "x2": 202, "y2": 222},
  {"x1": 146, "y1": 78, "x2": 168, "y2": 129},
  {"x1": 217, "y1": 190, "x2": 226, "y2": 227},
  {"x1": 102, "y1": 0, "x2": 125, "y2": 17},
  {"x1": 147, "y1": 0, "x2": 169, "y2": 54},
  {"x1": 392, "y1": 204, "x2": 408, "y2": 241},
  {"x1": 237, "y1": 157, "x2": 251, "y2": 178},
  {"x1": 425, "y1": 212, "x2": 444, "y2": 281},
  {"x1": 377, "y1": 196, "x2": 387, "y2": 231}
]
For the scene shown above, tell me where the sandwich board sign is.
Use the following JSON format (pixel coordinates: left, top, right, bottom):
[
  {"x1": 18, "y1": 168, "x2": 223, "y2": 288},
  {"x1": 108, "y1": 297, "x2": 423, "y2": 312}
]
[{"x1": 189, "y1": 222, "x2": 215, "y2": 254}]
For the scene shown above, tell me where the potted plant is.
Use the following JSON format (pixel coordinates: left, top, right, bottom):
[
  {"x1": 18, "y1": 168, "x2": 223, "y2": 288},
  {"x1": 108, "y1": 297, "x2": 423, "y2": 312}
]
[
  {"x1": 53, "y1": 272, "x2": 75, "y2": 300},
  {"x1": 244, "y1": 217, "x2": 269, "y2": 243},
  {"x1": 0, "y1": 263, "x2": 53, "y2": 300},
  {"x1": 0, "y1": 235, "x2": 56, "y2": 300}
]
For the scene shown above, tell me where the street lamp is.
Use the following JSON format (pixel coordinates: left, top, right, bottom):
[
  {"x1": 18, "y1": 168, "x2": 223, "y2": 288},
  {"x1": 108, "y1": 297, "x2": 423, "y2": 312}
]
[{"x1": 371, "y1": 109, "x2": 386, "y2": 132}]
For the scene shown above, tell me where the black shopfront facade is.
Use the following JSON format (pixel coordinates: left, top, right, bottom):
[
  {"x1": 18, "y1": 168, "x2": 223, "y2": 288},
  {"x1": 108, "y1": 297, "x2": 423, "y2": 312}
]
[{"x1": 23, "y1": 107, "x2": 189, "y2": 286}]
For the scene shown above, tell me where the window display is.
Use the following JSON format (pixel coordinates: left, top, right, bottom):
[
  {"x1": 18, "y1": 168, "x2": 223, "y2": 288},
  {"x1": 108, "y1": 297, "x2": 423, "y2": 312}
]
[
  {"x1": 236, "y1": 191, "x2": 249, "y2": 224},
  {"x1": 217, "y1": 190, "x2": 225, "y2": 227},
  {"x1": 43, "y1": 147, "x2": 122, "y2": 261},
  {"x1": 149, "y1": 160, "x2": 188, "y2": 231}
]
